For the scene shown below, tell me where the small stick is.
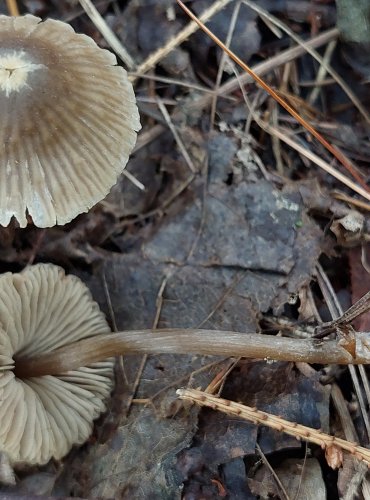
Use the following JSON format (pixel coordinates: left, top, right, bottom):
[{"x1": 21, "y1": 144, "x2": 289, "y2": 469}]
[
  {"x1": 308, "y1": 39, "x2": 337, "y2": 105},
  {"x1": 78, "y1": 0, "x2": 135, "y2": 68},
  {"x1": 255, "y1": 443, "x2": 290, "y2": 500},
  {"x1": 157, "y1": 98, "x2": 196, "y2": 173},
  {"x1": 6, "y1": 0, "x2": 19, "y2": 16},
  {"x1": 332, "y1": 191, "x2": 370, "y2": 212}
]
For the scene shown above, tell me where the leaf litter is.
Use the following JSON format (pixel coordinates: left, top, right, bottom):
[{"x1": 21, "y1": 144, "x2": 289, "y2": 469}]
[
  {"x1": 1, "y1": 0, "x2": 370, "y2": 498},
  {"x1": 50, "y1": 128, "x2": 325, "y2": 497}
]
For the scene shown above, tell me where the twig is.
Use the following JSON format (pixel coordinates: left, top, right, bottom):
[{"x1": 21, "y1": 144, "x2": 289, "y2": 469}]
[
  {"x1": 132, "y1": 0, "x2": 233, "y2": 81},
  {"x1": 269, "y1": 97, "x2": 284, "y2": 174},
  {"x1": 119, "y1": 174, "x2": 195, "y2": 228},
  {"x1": 6, "y1": 0, "x2": 19, "y2": 16},
  {"x1": 121, "y1": 169, "x2": 145, "y2": 191},
  {"x1": 133, "y1": 124, "x2": 166, "y2": 154},
  {"x1": 125, "y1": 274, "x2": 169, "y2": 416},
  {"x1": 315, "y1": 289, "x2": 370, "y2": 337},
  {"x1": 256, "y1": 443, "x2": 291, "y2": 500},
  {"x1": 205, "y1": 358, "x2": 240, "y2": 394},
  {"x1": 331, "y1": 384, "x2": 367, "y2": 499},
  {"x1": 128, "y1": 72, "x2": 237, "y2": 98},
  {"x1": 331, "y1": 383, "x2": 358, "y2": 443},
  {"x1": 308, "y1": 39, "x2": 337, "y2": 106},
  {"x1": 210, "y1": 0, "x2": 242, "y2": 128},
  {"x1": 196, "y1": 271, "x2": 246, "y2": 328},
  {"x1": 102, "y1": 269, "x2": 130, "y2": 387},
  {"x1": 177, "y1": 388, "x2": 370, "y2": 467},
  {"x1": 78, "y1": 0, "x2": 135, "y2": 68},
  {"x1": 315, "y1": 266, "x2": 370, "y2": 443},
  {"x1": 332, "y1": 191, "x2": 370, "y2": 212}
]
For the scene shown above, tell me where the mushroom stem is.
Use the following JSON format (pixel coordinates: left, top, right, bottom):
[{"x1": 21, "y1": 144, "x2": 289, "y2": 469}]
[{"x1": 14, "y1": 329, "x2": 370, "y2": 378}]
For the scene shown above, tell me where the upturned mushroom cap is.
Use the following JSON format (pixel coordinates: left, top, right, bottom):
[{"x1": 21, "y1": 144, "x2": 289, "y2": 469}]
[
  {"x1": 0, "y1": 15, "x2": 140, "y2": 228},
  {"x1": 0, "y1": 264, "x2": 114, "y2": 466}
]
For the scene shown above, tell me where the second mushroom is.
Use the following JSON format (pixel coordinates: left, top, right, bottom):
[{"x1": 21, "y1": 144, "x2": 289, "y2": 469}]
[{"x1": 0, "y1": 264, "x2": 114, "y2": 466}]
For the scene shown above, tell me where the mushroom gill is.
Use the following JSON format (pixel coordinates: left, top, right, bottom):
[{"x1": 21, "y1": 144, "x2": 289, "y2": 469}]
[
  {"x1": 0, "y1": 14, "x2": 140, "y2": 228},
  {"x1": 0, "y1": 264, "x2": 114, "y2": 466}
]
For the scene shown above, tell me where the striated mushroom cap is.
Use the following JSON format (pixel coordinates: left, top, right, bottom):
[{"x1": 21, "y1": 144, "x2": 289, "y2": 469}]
[
  {"x1": 0, "y1": 264, "x2": 114, "y2": 466},
  {"x1": 0, "y1": 15, "x2": 140, "y2": 228}
]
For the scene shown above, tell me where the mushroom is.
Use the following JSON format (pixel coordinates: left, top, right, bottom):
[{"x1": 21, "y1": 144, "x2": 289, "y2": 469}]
[
  {"x1": 0, "y1": 14, "x2": 140, "y2": 228},
  {"x1": 6, "y1": 265, "x2": 370, "y2": 469},
  {"x1": 0, "y1": 264, "x2": 114, "y2": 466}
]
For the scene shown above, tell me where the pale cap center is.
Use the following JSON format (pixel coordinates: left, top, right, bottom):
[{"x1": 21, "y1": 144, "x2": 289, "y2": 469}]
[{"x1": 0, "y1": 50, "x2": 45, "y2": 97}]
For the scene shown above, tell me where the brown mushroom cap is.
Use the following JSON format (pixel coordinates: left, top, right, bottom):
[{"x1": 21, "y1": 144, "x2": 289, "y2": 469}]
[
  {"x1": 0, "y1": 15, "x2": 140, "y2": 228},
  {"x1": 0, "y1": 264, "x2": 114, "y2": 466}
]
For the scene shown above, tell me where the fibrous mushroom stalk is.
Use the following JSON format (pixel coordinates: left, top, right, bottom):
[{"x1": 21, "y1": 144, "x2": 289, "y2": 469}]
[{"x1": 15, "y1": 328, "x2": 370, "y2": 379}]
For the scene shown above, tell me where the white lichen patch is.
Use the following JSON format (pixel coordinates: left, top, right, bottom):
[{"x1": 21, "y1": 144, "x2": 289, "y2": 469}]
[
  {"x1": 0, "y1": 51, "x2": 45, "y2": 97},
  {"x1": 273, "y1": 191, "x2": 300, "y2": 212}
]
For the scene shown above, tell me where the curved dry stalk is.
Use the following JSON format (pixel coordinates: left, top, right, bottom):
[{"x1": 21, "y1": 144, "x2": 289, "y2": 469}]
[
  {"x1": 128, "y1": 73, "x2": 234, "y2": 97},
  {"x1": 14, "y1": 328, "x2": 370, "y2": 378},
  {"x1": 177, "y1": 388, "x2": 370, "y2": 467},
  {"x1": 332, "y1": 191, "x2": 370, "y2": 212}
]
